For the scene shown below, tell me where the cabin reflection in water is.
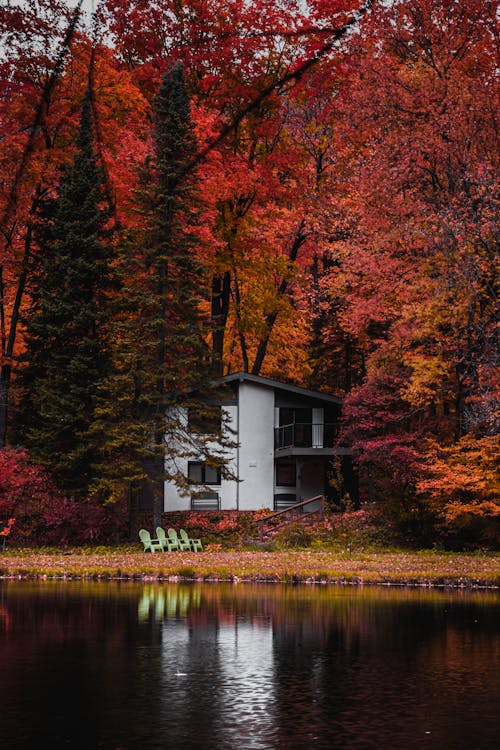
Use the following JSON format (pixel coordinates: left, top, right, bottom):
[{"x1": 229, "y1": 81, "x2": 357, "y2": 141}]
[
  {"x1": 1, "y1": 582, "x2": 499, "y2": 750},
  {"x1": 134, "y1": 583, "x2": 500, "y2": 749}
]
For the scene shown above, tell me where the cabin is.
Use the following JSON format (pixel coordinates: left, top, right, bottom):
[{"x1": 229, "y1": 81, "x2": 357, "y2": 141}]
[{"x1": 164, "y1": 372, "x2": 353, "y2": 513}]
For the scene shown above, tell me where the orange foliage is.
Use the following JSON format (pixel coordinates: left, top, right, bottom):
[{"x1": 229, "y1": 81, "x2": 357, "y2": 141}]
[
  {"x1": 418, "y1": 436, "x2": 500, "y2": 522},
  {"x1": 1, "y1": 1, "x2": 498, "y2": 547}
]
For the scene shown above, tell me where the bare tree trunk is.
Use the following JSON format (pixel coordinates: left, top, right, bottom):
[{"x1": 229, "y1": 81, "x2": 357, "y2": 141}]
[
  {"x1": 251, "y1": 219, "x2": 307, "y2": 375},
  {"x1": 211, "y1": 271, "x2": 231, "y2": 375},
  {"x1": 0, "y1": 215, "x2": 36, "y2": 446},
  {"x1": 152, "y1": 474, "x2": 164, "y2": 533},
  {"x1": 344, "y1": 335, "x2": 352, "y2": 393},
  {"x1": 128, "y1": 483, "x2": 140, "y2": 541},
  {"x1": 232, "y1": 267, "x2": 249, "y2": 372}
]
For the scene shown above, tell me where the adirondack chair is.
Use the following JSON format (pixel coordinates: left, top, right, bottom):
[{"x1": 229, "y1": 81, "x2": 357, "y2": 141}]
[
  {"x1": 167, "y1": 528, "x2": 190, "y2": 552},
  {"x1": 156, "y1": 527, "x2": 179, "y2": 552},
  {"x1": 180, "y1": 528, "x2": 203, "y2": 552},
  {"x1": 139, "y1": 529, "x2": 163, "y2": 553}
]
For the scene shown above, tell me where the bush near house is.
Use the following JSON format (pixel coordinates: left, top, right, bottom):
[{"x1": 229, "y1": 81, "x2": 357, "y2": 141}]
[
  {"x1": 2, "y1": 447, "x2": 498, "y2": 551},
  {"x1": 140, "y1": 506, "x2": 399, "y2": 551},
  {"x1": 137, "y1": 509, "x2": 271, "y2": 547}
]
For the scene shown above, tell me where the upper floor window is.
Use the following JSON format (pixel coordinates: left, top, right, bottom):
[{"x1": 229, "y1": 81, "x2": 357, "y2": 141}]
[
  {"x1": 279, "y1": 408, "x2": 312, "y2": 447},
  {"x1": 279, "y1": 407, "x2": 312, "y2": 426}
]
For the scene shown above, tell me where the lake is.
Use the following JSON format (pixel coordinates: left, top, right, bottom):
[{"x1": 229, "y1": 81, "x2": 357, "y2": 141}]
[{"x1": 0, "y1": 581, "x2": 498, "y2": 749}]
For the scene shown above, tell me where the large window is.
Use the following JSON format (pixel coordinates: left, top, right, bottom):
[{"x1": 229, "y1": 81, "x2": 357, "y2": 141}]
[
  {"x1": 188, "y1": 461, "x2": 221, "y2": 485},
  {"x1": 278, "y1": 408, "x2": 312, "y2": 447}
]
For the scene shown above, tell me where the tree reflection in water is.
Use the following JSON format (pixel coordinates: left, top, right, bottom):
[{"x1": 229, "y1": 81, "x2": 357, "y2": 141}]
[{"x1": 0, "y1": 581, "x2": 498, "y2": 749}]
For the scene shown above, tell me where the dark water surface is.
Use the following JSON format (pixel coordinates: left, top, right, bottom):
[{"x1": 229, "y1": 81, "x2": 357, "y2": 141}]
[{"x1": 0, "y1": 581, "x2": 498, "y2": 749}]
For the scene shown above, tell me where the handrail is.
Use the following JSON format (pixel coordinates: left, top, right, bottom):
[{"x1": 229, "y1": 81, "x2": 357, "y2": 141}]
[
  {"x1": 259, "y1": 495, "x2": 324, "y2": 523},
  {"x1": 257, "y1": 495, "x2": 325, "y2": 540}
]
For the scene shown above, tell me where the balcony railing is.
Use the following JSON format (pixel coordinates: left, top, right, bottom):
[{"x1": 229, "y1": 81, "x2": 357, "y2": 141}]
[{"x1": 274, "y1": 422, "x2": 338, "y2": 450}]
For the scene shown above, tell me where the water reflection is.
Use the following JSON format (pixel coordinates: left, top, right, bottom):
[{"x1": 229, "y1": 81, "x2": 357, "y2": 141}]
[{"x1": 0, "y1": 581, "x2": 498, "y2": 749}]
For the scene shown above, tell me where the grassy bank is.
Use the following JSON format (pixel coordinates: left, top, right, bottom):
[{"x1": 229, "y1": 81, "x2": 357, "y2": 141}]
[{"x1": 1, "y1": 548, "x2": 499, "y2": 588}]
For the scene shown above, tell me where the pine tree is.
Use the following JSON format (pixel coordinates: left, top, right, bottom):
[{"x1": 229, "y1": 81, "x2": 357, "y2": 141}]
[
  {"x1": 90, "y1": 62, "x2": 230, "y2": 532},
  {"x1": 15, "y1": 90, "x2": 115, "y2": 497},
  {"x1": 146, "y1": 61, "x2": 230, "y2": 529}
]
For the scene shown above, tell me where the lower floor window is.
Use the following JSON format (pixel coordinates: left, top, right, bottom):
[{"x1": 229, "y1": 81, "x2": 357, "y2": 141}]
[
  {"x1": 275, "y1": 460, "x2": 296, "y2": 487},
  {"x1": 188, "y1": 461, "x2": 221, "y2": 485}
]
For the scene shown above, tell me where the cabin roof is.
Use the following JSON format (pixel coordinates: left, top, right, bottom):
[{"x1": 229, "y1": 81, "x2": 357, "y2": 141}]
[{"x1": 222, "y1": 372, "x2": 342, "y2": 405}]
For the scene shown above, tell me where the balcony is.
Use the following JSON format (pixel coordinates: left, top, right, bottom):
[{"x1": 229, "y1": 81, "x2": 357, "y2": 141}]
[{"x1": 274, "y1": 422, "x2": 338, "y2": 453}]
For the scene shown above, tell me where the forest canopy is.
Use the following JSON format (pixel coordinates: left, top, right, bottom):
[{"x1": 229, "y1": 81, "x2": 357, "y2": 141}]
[{"x1": 0, "y1": 0, "x2": 498, "y2": 547}]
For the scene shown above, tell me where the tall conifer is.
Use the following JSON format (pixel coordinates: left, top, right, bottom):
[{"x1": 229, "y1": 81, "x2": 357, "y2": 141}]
[
  {"x1": 146, "y1": 61, "x2": 228, "y2": 528},
  {"x1": 91, "y1": 62, "x2": 229, "y2": 531},
  {"x1": 15, "y1": 90, "x2": 114, "y2": 497}
]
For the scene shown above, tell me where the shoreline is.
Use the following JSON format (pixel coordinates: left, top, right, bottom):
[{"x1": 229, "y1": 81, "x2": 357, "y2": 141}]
[
  {"x1": 1, "y1": 575, "x2": 497, "y2": 590},
  {"x1": 1, "y1": 549, "x2": 499, "y2": 589}
]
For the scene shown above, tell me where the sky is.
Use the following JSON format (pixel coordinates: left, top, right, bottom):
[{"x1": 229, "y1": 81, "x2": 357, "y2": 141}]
[
  {"x1": 63, "y1": 0, "x2": 98, "y2": 24},
  {"x1": 68, "y1": 0, "x2": 96, "y2": 10}
]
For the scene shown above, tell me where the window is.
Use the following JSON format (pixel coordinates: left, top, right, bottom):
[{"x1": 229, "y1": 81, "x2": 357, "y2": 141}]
[
  {"x1": 278, "y1": 408, "x2": 312, "y2": 447},
  {"x1": 276, "y1": 461, "x2": 296, "y2": 487},
  {"x1": 279, "y1": 408, "x2": 311, "y2": 426},
  {"x1": 188, "y1": 461, "x2": 221, "y2": 486}
]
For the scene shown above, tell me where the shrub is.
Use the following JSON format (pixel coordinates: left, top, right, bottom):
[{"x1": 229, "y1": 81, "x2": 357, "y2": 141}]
[
  {"x1": 149, "y1": 510, "x2": 267, "y2": 546},
  {"x1": 0, "y1": 446, "x2": 127, "y2": 545},
  {"x1": 274, "y1": 524, "x2": 314, "y2": 549}
]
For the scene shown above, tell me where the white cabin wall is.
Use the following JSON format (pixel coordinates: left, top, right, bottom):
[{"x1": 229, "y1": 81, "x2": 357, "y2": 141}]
[
  {"x1": 237, "y1": 381, "x2": 274, "y2": 510},
  {"x1": 164, "y1": 406, "x2": 190, "y2": 511},
  {"x1": 164, "y1": 405, "x2": 238, "y2": 511},
  {"x1": 164, "y1": 463, "x2": 190, "y2": 511},
  {"x1": 219, "y1": 404, "x2": 238, "y2": 509}
]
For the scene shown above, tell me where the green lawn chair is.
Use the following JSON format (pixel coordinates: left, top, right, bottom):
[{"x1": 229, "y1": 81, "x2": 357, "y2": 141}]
[
  {"x1": 139, "y1": 529, "x2": 163, "y2": 553},
  {"x1": 180, "y1": 528, "x2": 203, "y2": 552},
  {"x1": 156, "y1": 527, "x2": 179, "y2": 552},
  {"x1": 167, "y1": 528, "x2": 190, "y2": 551}
]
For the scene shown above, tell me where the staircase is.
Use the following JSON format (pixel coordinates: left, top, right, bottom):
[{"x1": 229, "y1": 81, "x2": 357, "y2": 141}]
[{"x1": 256, "y1": 495, "x2": 326, "y2": 541}]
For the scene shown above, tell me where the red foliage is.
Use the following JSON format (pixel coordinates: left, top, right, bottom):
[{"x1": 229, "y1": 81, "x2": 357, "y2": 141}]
[
  {"x1": 340, "y1": 369, "x2": 424, "y2": 499},
  {"x1": 0, "y1": 447, "x2": 127, "y2": 545},
  {"x1": 0, "y1": 0, "x2": 497, "y2": 549},
  {"x1": 0, "y1": 517, "x2": 15, "y2": 537},
  {"x1": 0, "y1": 447, "x2": 57, "y2": 514}
]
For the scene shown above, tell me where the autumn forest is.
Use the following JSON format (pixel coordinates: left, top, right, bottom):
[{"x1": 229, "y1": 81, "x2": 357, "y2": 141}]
[{"x1": 0, "y1": 0, "x2": 498, "y2": 548}]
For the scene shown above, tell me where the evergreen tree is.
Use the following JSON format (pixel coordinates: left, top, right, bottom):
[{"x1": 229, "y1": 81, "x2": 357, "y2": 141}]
[
  {"x1": 90, "y1": 62, "x2": 230, "y2": 532},
  {"x1": 15, "y1": 90, "x2": 115, "y2": 497}
]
